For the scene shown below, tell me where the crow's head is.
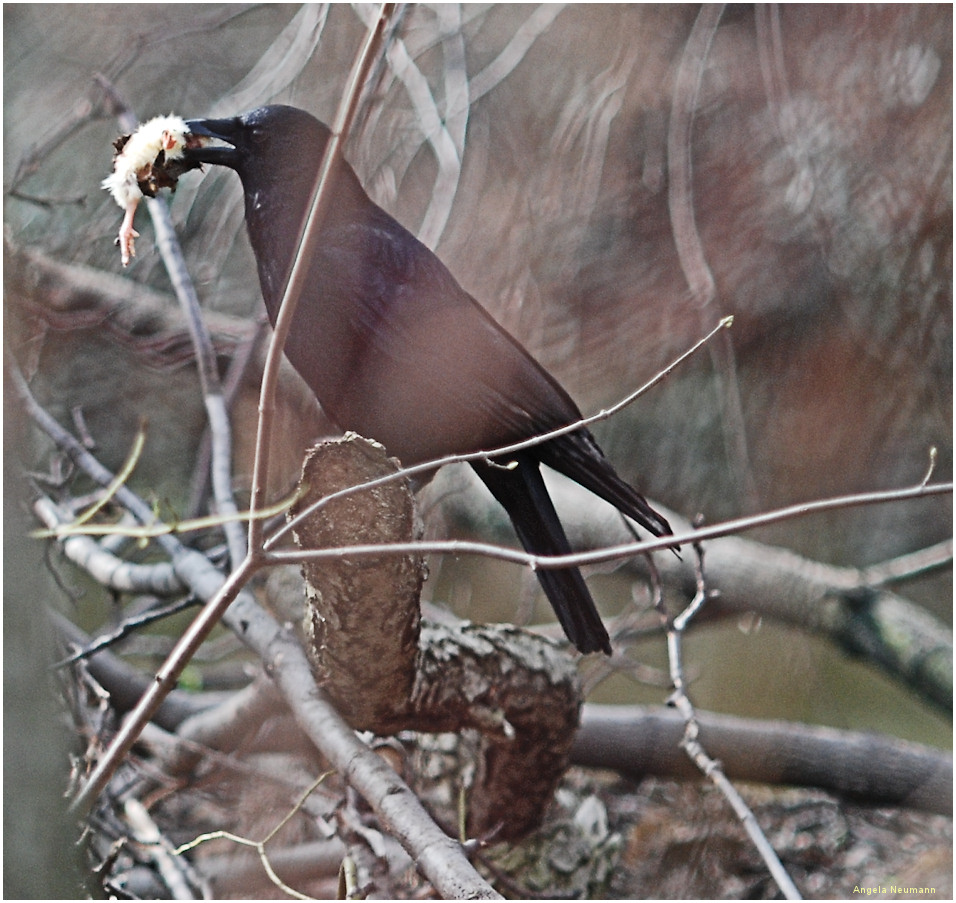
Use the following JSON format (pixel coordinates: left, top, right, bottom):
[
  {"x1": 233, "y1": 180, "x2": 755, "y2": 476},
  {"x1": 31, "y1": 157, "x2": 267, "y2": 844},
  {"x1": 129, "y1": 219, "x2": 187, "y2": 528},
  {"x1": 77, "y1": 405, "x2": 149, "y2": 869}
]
[
  {"x1": 185, "y1": 105, "x2": 331, "y2": 194},
  {"x1": 184, "y1": 105, "x2": 339, "y2": 299}
]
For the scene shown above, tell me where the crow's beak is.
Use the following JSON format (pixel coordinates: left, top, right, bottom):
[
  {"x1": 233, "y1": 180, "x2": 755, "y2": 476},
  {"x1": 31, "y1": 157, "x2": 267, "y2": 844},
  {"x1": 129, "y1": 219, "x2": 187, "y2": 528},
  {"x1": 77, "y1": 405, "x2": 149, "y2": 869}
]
[
  {"x1": 184, "y1": 117, "x2": 239, "y2": 167},
  {"x1": 185, "y1": 117, "x2": 236, "y2": 141}
]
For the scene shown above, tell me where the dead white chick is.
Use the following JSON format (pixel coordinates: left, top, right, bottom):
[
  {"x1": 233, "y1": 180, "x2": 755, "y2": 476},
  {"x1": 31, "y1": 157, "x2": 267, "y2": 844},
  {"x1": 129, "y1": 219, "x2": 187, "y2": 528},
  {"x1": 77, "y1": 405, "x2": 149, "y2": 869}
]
[{"x1": 102, "y1": 114, "x2": 192, "y2": 266}]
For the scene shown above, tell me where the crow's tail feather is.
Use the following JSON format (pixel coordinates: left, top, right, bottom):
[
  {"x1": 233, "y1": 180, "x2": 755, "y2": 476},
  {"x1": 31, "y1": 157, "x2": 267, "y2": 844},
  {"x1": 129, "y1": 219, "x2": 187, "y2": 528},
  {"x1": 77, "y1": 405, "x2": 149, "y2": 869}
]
[
  {"x1": 539, "y1": 431, "x2": 676, "y2": 545},
  {"x1": 472, "y1": 456, "x2": 611, "y2": 655}
]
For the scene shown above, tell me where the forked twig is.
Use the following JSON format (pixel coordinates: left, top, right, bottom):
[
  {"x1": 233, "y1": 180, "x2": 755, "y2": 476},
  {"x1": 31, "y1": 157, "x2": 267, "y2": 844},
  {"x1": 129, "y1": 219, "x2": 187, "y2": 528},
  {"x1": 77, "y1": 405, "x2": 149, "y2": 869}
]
[
  {"x1": 174, "y1": 772, "x2": 334, "y2": 901},
  {"x1": 663, "y1": 534, "x2": 803, "y2": 900}
]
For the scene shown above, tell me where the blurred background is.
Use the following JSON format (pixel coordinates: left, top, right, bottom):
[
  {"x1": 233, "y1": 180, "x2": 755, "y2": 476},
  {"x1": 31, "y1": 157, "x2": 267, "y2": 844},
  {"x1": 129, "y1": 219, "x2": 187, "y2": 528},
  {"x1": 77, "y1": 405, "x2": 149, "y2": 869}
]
[{"x1": 4, "y1": 4, "x2": 951, "y2": 892}]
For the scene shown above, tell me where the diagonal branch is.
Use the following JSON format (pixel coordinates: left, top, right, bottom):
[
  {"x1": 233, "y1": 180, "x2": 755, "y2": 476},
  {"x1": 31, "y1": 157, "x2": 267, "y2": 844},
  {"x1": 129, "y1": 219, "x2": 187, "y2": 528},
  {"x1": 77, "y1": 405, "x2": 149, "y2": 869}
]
[{"x1": 245, "y1": 2, "x2": 396, "y2": 553}]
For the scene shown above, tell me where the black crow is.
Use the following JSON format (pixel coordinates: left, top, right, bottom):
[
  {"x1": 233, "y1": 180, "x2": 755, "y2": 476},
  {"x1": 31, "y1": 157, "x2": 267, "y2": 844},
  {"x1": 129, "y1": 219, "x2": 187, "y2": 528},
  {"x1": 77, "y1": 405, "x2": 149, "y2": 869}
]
[{"x1": 185, "y1": 104, "x2": 673, "y2": 655}]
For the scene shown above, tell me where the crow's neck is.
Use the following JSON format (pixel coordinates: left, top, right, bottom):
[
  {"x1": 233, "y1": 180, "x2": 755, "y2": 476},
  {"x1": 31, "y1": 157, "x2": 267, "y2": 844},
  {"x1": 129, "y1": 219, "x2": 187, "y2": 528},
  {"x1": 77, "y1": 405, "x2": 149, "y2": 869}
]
[{"x1": 241, "y1": 157, "x2": 361, "y2": 321}]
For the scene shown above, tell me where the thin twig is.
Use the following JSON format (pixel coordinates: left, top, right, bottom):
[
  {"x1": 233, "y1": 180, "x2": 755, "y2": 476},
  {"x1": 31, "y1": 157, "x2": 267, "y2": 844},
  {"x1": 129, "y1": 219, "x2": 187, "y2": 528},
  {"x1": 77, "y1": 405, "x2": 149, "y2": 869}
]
[
  {"x1": 36, "y1": 488, "x2": 302, "y2": 540},
  {"x1": 174, "y1": 772, "x2": 334, "y2": 901},
  {"x1": 265, "y1": 479, "x2": 952, "y2": 572},
  {"x1": 268, "y1": 316, "x2": 733, "y2": 550},
  {"x1": 665, "y1": 538, "x2": 803, "y2": 900},
  {"x1": 64, "y1": 420, "x2": 147, "y2": 530},
  {"x1": 187, "y1": 318, "x2": 269, "y2": 518},
  {"x1": 51, "y1": 595, "x2": 199, "y2": 669}
]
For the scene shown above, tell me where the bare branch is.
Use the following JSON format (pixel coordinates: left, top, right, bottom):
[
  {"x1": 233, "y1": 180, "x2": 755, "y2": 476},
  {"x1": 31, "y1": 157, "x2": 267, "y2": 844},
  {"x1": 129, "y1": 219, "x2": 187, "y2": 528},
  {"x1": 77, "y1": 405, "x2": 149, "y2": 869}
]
[
  {"x1": 34, "y1": 497, "x2": 183, "y2": 596},
  {"x1": 573, "y1": 704, "x2": 953, "y2": 816},
  {"x1": 857, "y1": 539, "x2": 953, "y2": 588},
  {"x1": 49, "y1": 611, "x2": 210, "y2": 731},
  {"x1": 51, "y1": 597, "x2": 200, "y2": 670},
  {"x1": 444, "y1": 471, "x2": 953, "y2": 709}
]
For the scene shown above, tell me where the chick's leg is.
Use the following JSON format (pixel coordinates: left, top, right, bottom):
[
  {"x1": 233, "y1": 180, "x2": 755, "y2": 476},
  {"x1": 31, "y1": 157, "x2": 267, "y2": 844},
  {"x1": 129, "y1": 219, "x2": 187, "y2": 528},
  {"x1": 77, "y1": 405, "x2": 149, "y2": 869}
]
[{"x1": 118, "y1": 198, "x2": 140, "y2": 267}]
